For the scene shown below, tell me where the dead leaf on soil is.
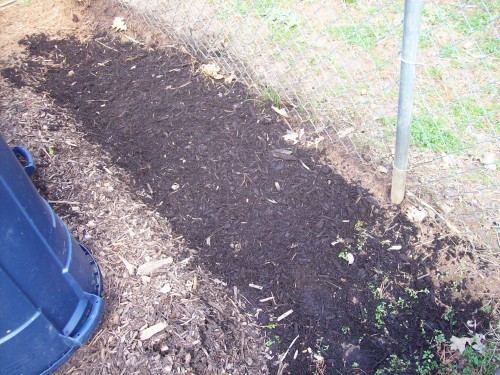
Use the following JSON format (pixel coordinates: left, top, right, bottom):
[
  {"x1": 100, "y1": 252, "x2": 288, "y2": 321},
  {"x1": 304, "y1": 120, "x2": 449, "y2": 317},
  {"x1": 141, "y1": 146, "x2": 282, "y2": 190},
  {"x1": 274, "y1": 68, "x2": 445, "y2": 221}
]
[
  {"x1": 137, "y1": 257, "x2": 173, "y2": 276},
  {"x1": 140, "y1": 322, "x2": 167, "y2": 340},
  {"x1": 201, "y1": 63, "x2": 224, "y2": 80},
  {"x1": 450, "y1": 334, "x2": 486, "y2": 354},
  {"x1": 271, "y1": 106, "x2": 290, "y2": 118},
  {"x1": 111, "y1": 17, "x2": 127, "y2": 32},
  {"x1": 283, "y1": 128, "x2": 306, "y2": 144},
  {"x1": 224, "y1": 72, "x2": 237, "y2": 84},
  {"x1": 405, "y1": 205, "x2": 428, "y2": 223}
]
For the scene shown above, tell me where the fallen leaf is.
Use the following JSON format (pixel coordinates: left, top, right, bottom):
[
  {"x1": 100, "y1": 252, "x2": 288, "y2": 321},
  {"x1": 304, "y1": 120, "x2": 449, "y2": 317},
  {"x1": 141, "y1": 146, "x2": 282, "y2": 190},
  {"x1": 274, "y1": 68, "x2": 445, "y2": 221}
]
[
  {"x1": 201, "y1": 63, "x2": 224, "y2": 80},
  {"x1": 140, "y1": 322, "x2": 167, "y2": 340},
  {"x1": 271, "y1": 106, "x2": 290, "y2": 118},
  {"x1": 450, "y1": 336, "x2": 472, "y2": 354},
  {"x1": 111, "y1": 17, "x2": 127, "y2": 32},
  {"x1": 283, "y1": 128, "x2": 306, "y2": 144},
  {"x1": 137, "y1": 257, "x2": 173, "y2": 276},
  {"x1": 224, "y1": 72, "x2": 237, "y2": 84},
  {"x1": 405, "y1": 205, "x2": 427, "y2": 223}
]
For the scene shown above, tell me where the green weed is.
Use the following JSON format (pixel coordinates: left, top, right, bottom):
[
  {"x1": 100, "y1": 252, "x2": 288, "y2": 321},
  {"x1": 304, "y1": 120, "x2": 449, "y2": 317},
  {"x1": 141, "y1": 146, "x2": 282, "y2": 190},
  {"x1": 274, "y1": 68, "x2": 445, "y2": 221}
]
[
  {"x1": 259, "y1": 84, "x2": 282, "y2": 107},
  {"x1": 462, "y1": 341, "x2": 500, "y2": 375},
  {"x1": 375, "y1": 302, "x2": 387, "y2": 329},
  {"x1": 375, "y1": 354, "x2": 411, "y2": 374},
  {"x1": 450, "y1": 97, "x2": 488, "y2": 130},
  {"x1": 455, "y1": 11, "x2": 489, "y2": 35},
  {"x1": 411, "y1": 115, "x2": 463, "y2": 154},
  {"x1": 415, "y1": 350, "x2": 439, "y2": 374}
]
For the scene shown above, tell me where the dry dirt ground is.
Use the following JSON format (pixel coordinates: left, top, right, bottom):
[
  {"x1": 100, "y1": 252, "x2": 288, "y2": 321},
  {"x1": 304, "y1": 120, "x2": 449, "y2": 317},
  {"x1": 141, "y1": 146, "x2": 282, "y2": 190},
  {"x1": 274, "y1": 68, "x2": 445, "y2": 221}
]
[{"x1": 0, "y1": 1, "x2": 498, "y2": 374}]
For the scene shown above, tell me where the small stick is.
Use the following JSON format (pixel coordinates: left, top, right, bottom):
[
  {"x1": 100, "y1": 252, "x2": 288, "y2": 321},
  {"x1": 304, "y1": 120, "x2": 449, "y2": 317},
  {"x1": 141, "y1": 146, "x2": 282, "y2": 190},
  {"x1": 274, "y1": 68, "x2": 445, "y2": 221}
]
[
  {"x1": 259, "y1": 296, "x2": 275, "y2": 303},
  {"x1": 277, "y1": 335, "x2": 300, "y2": 375},
  {"x1": 277, "y1": 309, "x2": 293, "y2": 322},
  {"x1": 0, "y1": 0, "x2": 15, "y2": 7},
  {"x1": 122, "y1": 34, "x2": 144, "y2": 45},
  {"x1": 249, "y1": 283, "x2": 263, "y2": 290},
  {"x1": 96, "y1": 40, "x2": 119, "y2": 52},
  {"x1": 48, "y1": 200, "x2": 80, "y2": 205}
]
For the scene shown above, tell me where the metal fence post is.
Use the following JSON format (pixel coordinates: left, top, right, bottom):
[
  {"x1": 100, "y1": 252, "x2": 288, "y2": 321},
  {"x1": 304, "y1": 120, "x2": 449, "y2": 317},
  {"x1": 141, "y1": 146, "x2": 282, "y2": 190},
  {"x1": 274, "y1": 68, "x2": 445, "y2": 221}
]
[{"x1": 391, "y1": 0, "x2": 422, "y2": 204}]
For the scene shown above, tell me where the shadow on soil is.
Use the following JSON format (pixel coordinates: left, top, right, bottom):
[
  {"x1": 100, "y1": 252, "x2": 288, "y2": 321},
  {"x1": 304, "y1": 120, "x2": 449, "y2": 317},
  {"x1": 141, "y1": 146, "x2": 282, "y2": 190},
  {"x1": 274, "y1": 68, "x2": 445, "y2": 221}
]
[{"x1": 2, "y1": 34, "x2": 492, "y2": 374}]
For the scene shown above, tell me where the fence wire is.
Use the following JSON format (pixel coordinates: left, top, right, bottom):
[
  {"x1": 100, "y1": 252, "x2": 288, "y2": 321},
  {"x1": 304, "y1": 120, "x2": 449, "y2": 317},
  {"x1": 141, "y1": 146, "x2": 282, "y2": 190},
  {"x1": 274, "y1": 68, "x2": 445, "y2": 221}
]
[{"x1": 114, "y1": 0, "x2": 499, "y2": 248}]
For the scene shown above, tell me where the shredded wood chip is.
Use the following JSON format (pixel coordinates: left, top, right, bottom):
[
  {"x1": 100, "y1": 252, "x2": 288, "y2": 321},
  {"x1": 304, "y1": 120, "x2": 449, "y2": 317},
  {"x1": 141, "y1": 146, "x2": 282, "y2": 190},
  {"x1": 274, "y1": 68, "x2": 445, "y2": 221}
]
[
  {"x1": 118, "y1": 255, "x2": 136, "y2": 275},
  {"x1": 139, "y1": 322, "x2": 167, "y2": 340},
  {"x1": 137, "y1": 257, "x2": 173, "y2": 275},
  {"x1": 249, "y1": 283, "x2": 263, "y2": 290},
  {"x1": 277, "y1": 309, "x2": 293, "y2": 322}
]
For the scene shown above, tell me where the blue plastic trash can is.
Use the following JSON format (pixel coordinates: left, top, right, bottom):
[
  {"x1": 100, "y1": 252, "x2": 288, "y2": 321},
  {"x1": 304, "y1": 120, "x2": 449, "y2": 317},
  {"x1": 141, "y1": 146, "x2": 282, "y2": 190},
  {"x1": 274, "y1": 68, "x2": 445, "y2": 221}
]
[{"x1": 0, "y1": 135, "x2": 104, "y2": 374}]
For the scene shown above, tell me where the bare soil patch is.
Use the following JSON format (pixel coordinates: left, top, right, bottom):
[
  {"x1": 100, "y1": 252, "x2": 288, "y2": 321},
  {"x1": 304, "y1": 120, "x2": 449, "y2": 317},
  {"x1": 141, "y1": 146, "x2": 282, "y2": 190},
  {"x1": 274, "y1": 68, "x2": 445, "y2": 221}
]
[{"x1": 2, "y1": 31, "x2": 497, "y2": 374}]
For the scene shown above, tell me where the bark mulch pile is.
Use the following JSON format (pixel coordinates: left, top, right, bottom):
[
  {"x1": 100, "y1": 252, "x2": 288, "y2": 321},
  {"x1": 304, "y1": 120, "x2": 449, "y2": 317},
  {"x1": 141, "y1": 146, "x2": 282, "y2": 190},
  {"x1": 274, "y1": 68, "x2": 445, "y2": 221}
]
[{"x1": 1, "y1": 30, "x2": 496, "y2": 374}]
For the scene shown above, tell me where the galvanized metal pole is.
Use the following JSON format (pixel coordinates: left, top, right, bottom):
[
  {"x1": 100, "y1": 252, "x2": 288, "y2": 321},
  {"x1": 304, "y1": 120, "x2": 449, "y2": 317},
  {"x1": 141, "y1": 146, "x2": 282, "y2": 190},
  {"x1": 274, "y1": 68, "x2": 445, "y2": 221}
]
[{"x1": 391, "y1": 0, "x2": 422, "y2": 204}]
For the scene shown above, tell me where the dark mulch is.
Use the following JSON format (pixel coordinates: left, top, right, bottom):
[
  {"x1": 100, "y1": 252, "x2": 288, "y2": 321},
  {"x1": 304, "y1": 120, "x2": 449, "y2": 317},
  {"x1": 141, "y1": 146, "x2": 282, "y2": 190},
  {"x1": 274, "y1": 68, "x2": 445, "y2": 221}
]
[{"x1": 2, "y1": 34, "x2": 491, "y2": 374}]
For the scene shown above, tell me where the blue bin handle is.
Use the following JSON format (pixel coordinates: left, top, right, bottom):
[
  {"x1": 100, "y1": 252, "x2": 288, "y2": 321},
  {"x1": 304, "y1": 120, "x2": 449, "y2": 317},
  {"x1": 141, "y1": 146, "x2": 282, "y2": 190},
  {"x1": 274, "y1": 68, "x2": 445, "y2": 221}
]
[{"x1": 12, "y1": 146, "x2": 36, "y2": 177}]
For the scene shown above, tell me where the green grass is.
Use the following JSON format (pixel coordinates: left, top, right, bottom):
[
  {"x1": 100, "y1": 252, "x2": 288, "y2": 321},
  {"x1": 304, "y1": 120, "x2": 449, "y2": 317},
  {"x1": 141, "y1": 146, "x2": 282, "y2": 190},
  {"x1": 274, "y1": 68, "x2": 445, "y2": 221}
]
[
  {"x1": 411, "y1": 115, "x2": 464, "y2": 153},
  {"x1": 419, "y1": 33, "x2": 433, "y2": 49},
  {"x1": 259, "y1": 84, "x2": 282, "y2": 106},
  {"x1": 427, "y1": 67, "x2": 443, "y2": 80},
  {"x1": 455, "y1": 11, "x2": 490, "y2": 35},
  {"x1": 478, "y1": 35, "x2": 500, "y2": 58},
  {"x1": 440, "y1": 44, "x2": 460, "y2": 59},
  {"x1": 450, "y1": 97, "x2": 488, "y2": 130},
  {"x1": 462, "y1": 342, "x2": 500, "y2": 375},
  {"x1": 327, "y1": 24, "x2": 384, "y2": 49}
]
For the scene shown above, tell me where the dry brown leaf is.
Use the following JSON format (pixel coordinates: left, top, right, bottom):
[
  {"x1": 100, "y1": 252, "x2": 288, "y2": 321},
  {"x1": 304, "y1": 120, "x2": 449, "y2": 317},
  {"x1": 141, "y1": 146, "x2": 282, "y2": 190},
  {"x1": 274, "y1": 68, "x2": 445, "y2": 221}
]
[
  {"x1": 201, "y1": 64, "x2": 224, "y2": 80},
  {"x1": 450, "y1": 336, "x2": 472, "y2": 354},
  {"x1": 224, "y1": 72, "x2": 237, "y2": 84},
  {"x1": 271, "y1": 106, "x2": 290, "y2": 118},
  {"x1": 111, "y1": 17, "x2": 127, "y2": 32}
]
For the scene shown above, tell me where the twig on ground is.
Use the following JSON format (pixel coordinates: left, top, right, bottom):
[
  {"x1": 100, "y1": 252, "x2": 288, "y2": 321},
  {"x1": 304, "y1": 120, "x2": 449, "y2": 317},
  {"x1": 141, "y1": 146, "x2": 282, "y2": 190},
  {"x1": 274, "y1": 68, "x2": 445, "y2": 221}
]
[{"x1": 277, "y1": 335, "x2": 299, "y2": 375}]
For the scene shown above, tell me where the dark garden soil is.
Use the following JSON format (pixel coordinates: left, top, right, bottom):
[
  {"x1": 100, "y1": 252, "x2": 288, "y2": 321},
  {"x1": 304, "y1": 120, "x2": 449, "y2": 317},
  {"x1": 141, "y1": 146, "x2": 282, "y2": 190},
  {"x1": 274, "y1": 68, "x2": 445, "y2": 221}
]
[{"x1": 2, "y1": 34, "x2": 493, "y2": 374}]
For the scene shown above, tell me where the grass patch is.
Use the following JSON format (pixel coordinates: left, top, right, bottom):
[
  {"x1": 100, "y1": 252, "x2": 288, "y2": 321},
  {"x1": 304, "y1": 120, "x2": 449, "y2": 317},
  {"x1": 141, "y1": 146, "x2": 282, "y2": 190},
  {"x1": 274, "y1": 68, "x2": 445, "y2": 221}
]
[
  {"x1": 411, "y1": 115, "x2": 463, "y2": 153},
  {"x1": 327, "y1": 24, "x2": 380, "y2": 49},
  {"x1": 450, "y1": 97, "x2": 488, "y2": 130},
  {"x1": 454, "y1": 11, "x2": 490, "y2": 35},
  {"x1": 266, "y1": 8, "x2": 305, "y2": 49},
  {"x1": 419, "y1": 33, "x2": 433, "y2": 49},
  {"x1": 259, "y1": 84, "x2": 282, "y2": 107},
  {"x1": 439, "y1": 44, "x2": 460, "y2": 59},
  {"x1": 427, "y1": 67, "x2": 443, "y2": 80}
]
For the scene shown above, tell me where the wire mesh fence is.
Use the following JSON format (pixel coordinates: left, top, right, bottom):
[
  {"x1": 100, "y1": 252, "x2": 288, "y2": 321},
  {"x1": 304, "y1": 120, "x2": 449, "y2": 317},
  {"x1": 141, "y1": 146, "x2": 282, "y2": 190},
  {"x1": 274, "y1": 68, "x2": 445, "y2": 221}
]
[{"x1": 114, "y1": 0, "x2": 499, "y2": 248}]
